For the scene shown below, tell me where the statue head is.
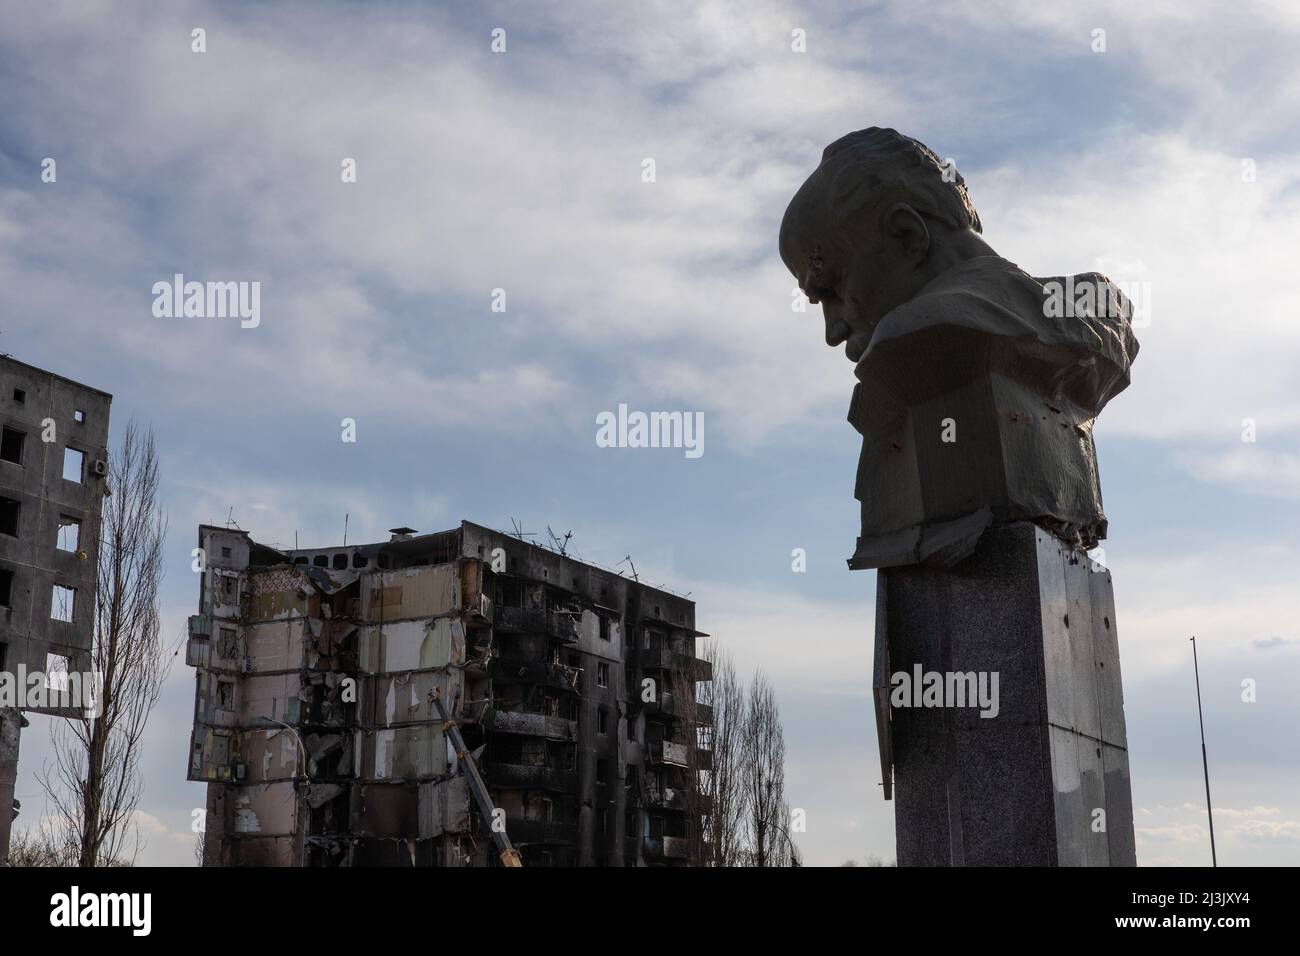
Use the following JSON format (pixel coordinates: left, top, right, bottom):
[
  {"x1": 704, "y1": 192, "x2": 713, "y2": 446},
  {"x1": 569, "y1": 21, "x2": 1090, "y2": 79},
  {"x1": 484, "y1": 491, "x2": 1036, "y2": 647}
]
[{"x1": 779, "y1": 128, "x2": 988, "y2": 362}]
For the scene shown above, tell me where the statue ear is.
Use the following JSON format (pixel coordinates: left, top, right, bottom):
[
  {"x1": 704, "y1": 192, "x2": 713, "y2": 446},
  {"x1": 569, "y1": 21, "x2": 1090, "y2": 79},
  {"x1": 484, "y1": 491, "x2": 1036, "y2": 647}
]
[{"x1": 881, "y1": 202, "x2": 930, "y2": 261}]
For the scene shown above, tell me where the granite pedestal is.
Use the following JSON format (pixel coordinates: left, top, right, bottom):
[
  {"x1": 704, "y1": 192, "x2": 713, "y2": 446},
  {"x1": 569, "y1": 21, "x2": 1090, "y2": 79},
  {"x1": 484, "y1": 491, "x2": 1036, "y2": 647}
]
[{"x1": 873, "y1": 521, "x2": 1136, "y2": 866}]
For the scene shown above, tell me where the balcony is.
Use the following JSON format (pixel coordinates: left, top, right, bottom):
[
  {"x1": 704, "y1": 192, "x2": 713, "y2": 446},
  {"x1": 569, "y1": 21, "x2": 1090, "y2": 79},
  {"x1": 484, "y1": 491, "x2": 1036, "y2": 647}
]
[
  {"x1": 646, "y1": 740, "x2": 689, "y2": 767},
  {"x1": 485, "y1": 762, "x2": 578, "y2": 793},
  {"x1": 645, "y1": 691, "x2": 679, "y2": 718},
  {"x1": 644, "y1": 692, "x2": 714, "y2": 724},
  {"x1": 493, "y1": 606, "x2": 548, "y2": 634},
  {"x1": 640, "y1": 645, "x2": 672, "y2": 672},
  {"x1": 186, "y1": 636, "x2": 210, "y2": 668},
  {"x1": 549, "y1": 608, "x2": 581, "y2": 643},
  {"x1": 485, "y1": 709, "x2": 577, "y2": 741},
  {"x1": 490, "y1": 657, "x2": 581, "y2": 692},
  {"x1": 640, "y1": 647, "x2": 713, "y2": 683},
  {"x1": 644, "y1": 835, "x2": 692, "y2": 861},
  {"x1": 505, "y1": 818, "x2": 578, "y2": 846},
  {"x1": 492, "y1": 606, "x2": 581, "y2": 643},
  {"x1": 647, "y1": 787, "x2": 688, "y2": 811}
]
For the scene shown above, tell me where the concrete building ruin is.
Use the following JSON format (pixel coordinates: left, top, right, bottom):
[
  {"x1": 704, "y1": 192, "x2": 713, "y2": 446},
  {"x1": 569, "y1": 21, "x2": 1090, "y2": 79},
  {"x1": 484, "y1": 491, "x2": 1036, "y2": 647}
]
[
  {"x1": 0, "y1": 356, "x2": 112, "y2": 865},
  {"x1": 187, "y1": 520, "x2": 713, "y2": 866}
]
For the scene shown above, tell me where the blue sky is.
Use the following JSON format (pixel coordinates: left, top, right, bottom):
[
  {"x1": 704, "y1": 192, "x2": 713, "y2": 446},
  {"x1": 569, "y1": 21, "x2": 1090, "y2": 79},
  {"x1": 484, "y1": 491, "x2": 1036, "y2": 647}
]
[{"x1": 2, "y1": 0, "x2": 1299, "y2": 865}]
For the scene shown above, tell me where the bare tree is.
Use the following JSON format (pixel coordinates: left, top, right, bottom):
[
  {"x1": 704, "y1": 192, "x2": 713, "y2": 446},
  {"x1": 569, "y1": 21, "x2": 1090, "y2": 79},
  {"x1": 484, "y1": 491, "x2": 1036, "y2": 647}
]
[
  {"x1": 770, "y1": 798, "x2": 802, "y2": 867},
  {"x1": 741, "y1": 669, "x2": 791, "y2": 867},
  {"x1": 40, "y1": 421, "x2": 168, "y2": 866},
  {"x1": 698, "y1": 640, "x2": 745, "y2": 866},
  {"x1": 6, "y1": 826, "x2": 78, "y2": 867}
]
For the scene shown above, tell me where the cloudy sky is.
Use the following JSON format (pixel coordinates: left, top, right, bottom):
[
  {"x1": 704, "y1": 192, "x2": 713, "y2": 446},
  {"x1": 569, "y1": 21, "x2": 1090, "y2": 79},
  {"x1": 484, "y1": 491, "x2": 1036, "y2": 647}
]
[{"x1": 3, "y1": 0, "x2": 1298, "y2": 866}]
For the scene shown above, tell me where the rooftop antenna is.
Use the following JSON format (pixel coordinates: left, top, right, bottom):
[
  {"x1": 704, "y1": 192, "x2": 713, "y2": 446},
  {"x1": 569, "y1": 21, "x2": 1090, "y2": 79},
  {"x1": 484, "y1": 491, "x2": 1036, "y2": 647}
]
[
  {"x1": 225, "y1": 507, "x2": 242, "y2": 531},
  {"x1": 508, "y1": 518, "x2": 536, "y2": 541},
  {"x1": 615, "y1": 555, "x2": 639, "y2": 582},
  {"x1": 1190, "y1": 635, "x2": 1217, "y2": 866},
  {"x1": 546, "y1": 526, "x2": 572, "y2": 557},
  {"x1": 343, "y1": 513, "x2": 349, "y2": 547}
]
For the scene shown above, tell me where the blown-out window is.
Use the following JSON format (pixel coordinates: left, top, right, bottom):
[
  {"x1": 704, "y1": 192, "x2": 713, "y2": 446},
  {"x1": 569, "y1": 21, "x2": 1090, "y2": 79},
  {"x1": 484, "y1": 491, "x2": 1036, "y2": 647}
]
[
  {"x1": 57, "y1": 516, "x2": 80, "y2": 551},
  {"x1": 63, "y1": 447, "x2": 84, "y2": 482},
  {"x1": 51, "y1": 584, "x2": 75, "y2": 622}
]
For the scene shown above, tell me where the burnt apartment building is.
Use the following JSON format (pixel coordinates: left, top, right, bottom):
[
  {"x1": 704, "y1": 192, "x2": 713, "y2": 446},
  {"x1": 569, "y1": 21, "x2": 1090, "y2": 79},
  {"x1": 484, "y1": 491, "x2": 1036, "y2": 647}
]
[
  {"x1": 187, "y1": 520, "x2": 713, "y2": 866},
  {"x1": 0, "y1": 356, "x2": 112, "y2": 864}
]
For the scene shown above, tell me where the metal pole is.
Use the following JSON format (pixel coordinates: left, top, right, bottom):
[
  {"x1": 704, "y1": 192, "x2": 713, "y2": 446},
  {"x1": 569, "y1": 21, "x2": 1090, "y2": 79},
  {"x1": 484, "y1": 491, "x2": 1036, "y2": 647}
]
[
  {"x1": 1190, "y1": 636, "x2": 1216, "y2": 867},
  {"x1": 430, "y1": 689, "x2": 522, "y2": 867}
]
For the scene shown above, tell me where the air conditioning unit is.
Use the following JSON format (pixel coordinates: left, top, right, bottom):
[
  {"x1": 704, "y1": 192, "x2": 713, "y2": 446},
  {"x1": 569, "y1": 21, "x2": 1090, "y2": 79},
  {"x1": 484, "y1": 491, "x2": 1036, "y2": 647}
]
[{"x1": 91, "y1": 459, "x2": 108, "y2": 477}]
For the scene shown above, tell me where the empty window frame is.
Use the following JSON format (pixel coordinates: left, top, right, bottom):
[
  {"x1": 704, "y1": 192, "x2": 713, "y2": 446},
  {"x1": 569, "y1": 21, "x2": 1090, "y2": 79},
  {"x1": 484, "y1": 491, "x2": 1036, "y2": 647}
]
[
  {"x1": 597, "y1": 708, "x2": 608, "y2": 735},
  {"x1": 57, "y1": 516, "x2": 80, "y2": 551},
  {"x1": 62, "y1": 447, "x2": 85, "y2": 483},
  {"x1": 0, "y1": 428, "x2": 24, "y2": 465},
  {"x1": 0, "y1": 497, "x2": 18, "y2": 537},
  {"x1": 0, "y1": 568, "x2": 12, "y2": 606},
  {"x1": 332, "y1": 553, "x2": 347, "y2": 570},
  {"x1": 496, "y1": 578, "x2": 523, "y2": 608},
  {"x1": 73, "y1": 409, "x2": 85, "y2": 424},
  {"x1": 12, "y1": 388, "x2": 24, "y2": 404},
  {"x1": 51, "y1": 584, "x2": 75, "y2": 622},
  {"x1": 597, "y1": 662, "x2": 609, "y2": 688},
  {"x1": 44, "y1": 652, "x2": 70, "y2": 694}
]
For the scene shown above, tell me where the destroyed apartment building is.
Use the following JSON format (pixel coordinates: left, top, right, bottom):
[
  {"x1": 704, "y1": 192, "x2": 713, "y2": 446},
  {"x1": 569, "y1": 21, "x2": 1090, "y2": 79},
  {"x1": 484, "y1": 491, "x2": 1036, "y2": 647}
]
[
  {"x1": 187, "y1": 520, "x2": 713, "y2": 866},
  {"x1": 0, "y1": 357, "x2": 112, "y2": 865}
]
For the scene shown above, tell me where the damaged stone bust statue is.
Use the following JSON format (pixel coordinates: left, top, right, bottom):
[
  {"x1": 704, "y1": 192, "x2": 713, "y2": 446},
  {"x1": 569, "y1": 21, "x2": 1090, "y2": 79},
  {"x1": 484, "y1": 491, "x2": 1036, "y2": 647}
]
[{"x1": 779, "y1": 127, "x2": 1139, "y2": 569}]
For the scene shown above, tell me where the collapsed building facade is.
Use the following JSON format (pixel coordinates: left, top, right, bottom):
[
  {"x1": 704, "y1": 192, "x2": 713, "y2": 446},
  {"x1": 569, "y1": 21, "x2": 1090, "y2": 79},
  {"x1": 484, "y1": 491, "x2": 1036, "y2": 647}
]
[{"x1": 187, "y1": 520, "x2": 712, "y2": 866}]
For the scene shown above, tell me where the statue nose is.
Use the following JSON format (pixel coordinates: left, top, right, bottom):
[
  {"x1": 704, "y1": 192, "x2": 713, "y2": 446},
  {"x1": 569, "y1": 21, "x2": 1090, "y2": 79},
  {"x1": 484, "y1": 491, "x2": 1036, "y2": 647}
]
[{"x1": 824, "y1": 310, "x2": 850, "y2": 348}]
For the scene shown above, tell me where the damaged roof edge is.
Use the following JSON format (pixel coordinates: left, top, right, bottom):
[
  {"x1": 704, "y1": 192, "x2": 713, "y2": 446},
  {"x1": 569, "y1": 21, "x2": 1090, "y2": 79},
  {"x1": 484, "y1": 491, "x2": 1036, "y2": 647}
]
[{"x1": 207, "y1": 520, "x2": 690, "y2": 603}]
